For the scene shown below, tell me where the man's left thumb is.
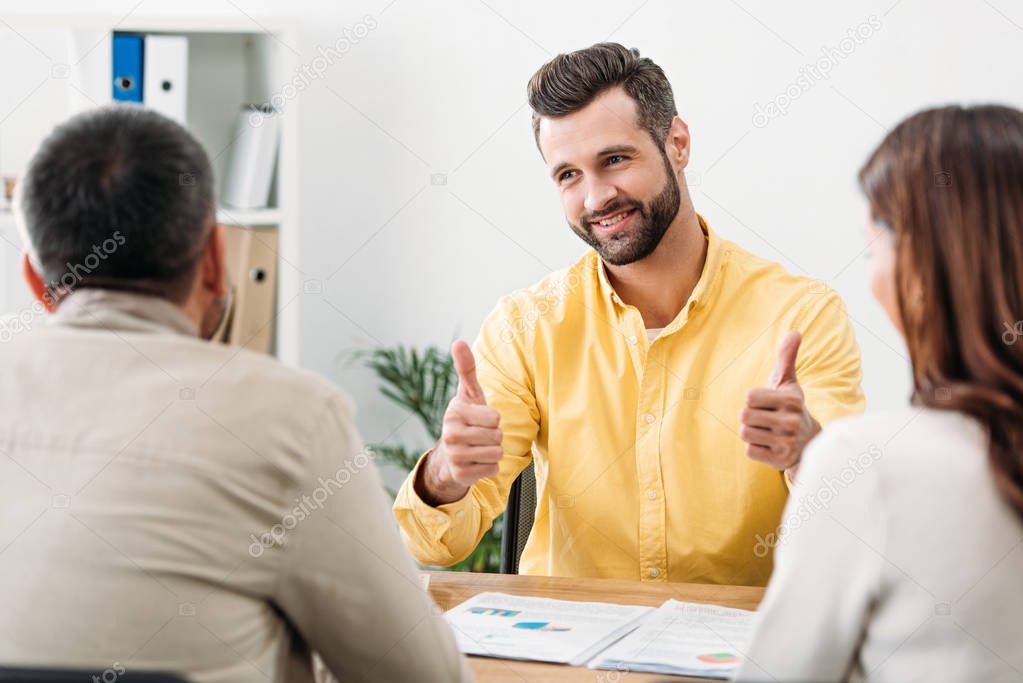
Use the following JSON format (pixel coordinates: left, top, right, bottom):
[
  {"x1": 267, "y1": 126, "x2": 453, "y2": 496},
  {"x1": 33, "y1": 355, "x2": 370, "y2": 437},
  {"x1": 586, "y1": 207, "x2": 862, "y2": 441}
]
[{"x1": 769, "y1": 330, "x2": 802, "y2": 389}]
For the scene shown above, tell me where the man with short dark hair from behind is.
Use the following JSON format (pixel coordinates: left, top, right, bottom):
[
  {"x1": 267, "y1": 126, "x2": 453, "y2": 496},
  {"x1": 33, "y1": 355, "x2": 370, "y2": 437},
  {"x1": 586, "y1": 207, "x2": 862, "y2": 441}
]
[{"x1": 0, "y1": 105, "x2": 471, "y2": 683}]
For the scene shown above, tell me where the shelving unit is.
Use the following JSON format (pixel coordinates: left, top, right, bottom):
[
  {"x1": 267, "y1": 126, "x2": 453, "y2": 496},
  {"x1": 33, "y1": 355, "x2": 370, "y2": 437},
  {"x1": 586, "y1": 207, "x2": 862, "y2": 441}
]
[
  {"x1": 4, "y1": 13, "x2": 301, "y2": 362},
  {"x1": 215, "y1": 207, "x2": 282, "y2": 228}
]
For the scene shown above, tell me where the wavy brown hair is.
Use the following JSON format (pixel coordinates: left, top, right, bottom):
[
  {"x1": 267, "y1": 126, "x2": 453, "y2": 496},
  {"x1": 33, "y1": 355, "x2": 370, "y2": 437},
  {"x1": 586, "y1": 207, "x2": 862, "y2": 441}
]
[
  {"x1": 527, "y1": 42, "x2": 677, "y2": 151},
  {"x1": 859, "y1": 104, "x2": 1023, "y2": 520}
]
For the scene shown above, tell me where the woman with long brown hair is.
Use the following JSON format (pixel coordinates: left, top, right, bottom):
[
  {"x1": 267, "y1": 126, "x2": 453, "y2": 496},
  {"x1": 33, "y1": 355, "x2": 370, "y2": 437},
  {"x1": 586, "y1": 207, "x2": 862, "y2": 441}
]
[{"x1": 738, "y1": 105, "x2": 1023, "y2": 682}]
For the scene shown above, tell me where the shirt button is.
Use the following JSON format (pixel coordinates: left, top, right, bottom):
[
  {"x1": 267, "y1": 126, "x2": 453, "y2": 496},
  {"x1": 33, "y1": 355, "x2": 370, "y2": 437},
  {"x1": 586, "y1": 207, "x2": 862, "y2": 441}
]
[
  {"x1": 455, "y1": 510, "x2": 465, "y2": 517},
  {"x1": 628, "y1": 335, "x2": 638, "y2": 346},
  {"x1": 646, "y1": 490, "x2": 657, "y2": 500},
  {"x1": 644, "y1": 413, "x2": 655, "y2": 424},
  {"x1": 648, "y1": 567, "x2": 660, "y2": 578}
]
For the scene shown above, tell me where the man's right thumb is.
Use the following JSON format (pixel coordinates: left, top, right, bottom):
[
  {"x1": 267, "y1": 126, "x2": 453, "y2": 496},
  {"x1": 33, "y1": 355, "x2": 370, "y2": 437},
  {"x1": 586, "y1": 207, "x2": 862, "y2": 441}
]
[{"x1": 452, "y1": 340, "x2": 485, "y2": 404}]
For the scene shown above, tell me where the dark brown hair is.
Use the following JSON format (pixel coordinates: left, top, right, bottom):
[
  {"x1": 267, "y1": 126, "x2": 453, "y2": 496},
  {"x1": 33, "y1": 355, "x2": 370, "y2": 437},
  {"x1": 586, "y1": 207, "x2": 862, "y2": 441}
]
[
  {"x1": 527, "y1": 42, "x2": 678, "y2": 152},
  {"x1": 859, "y1": 104, "x2": 1023, "y2": 521}
]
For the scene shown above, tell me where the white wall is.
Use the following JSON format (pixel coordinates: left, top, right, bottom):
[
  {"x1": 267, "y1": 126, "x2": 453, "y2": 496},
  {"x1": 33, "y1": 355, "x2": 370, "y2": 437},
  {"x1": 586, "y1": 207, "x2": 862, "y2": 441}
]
[{"x1": 1, "y1": 0, "x2": 1021, "y2": 481}]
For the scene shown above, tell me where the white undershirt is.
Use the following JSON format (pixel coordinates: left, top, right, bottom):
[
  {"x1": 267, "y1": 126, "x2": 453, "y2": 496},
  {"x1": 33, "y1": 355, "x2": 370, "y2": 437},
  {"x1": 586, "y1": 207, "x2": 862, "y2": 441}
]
[{"x1": 646, "y1": 328, "x2": 663, "y2": 342}]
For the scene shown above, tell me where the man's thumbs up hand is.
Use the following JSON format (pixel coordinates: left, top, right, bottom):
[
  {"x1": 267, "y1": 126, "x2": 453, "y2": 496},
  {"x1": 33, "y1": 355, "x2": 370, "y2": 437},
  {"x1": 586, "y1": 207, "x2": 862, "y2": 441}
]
[
  {"x1": 739, "y1": 331, "x2": 820, "y2": 479},
  {"x1": 415, "y1": 341, "x2": 505, "y2": 506}
]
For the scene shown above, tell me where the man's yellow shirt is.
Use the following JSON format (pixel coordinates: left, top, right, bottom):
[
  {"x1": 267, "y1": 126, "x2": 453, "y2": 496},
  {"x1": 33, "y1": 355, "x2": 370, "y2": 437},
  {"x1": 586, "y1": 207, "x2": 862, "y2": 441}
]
[{"x1": 394, "y1": 216, "x2": 864, "y2": 586}]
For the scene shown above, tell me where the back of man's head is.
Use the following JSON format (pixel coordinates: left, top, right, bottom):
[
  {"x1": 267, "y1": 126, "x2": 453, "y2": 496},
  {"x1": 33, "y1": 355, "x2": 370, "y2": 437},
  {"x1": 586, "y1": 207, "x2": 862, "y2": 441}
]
[{"x1": 18, "y1": 104, "x2": 214, "y2": 304}]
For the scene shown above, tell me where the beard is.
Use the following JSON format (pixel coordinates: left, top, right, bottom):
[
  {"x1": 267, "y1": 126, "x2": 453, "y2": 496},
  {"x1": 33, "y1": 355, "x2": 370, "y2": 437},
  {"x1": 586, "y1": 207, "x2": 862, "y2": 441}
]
[{"x1": 569, "y1": 155, "x2": 681, "y2": 266}]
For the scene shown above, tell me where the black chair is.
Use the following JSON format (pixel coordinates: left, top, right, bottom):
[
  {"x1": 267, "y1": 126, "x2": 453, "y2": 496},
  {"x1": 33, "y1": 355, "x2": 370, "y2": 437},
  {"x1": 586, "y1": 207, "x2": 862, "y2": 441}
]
[
  {"x1": 500, "y1": 462, "x2": 537, "y2": 574},
  {"x1": 0, "y1": 668, "x2": 188, "y2": 682}
]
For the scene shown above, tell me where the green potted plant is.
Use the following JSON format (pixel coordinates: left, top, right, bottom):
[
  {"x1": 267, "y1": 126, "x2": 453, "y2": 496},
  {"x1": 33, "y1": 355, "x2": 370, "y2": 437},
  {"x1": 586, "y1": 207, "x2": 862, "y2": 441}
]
[{"x1": 356, "y1": 345, "x2": 502, "y2": 572}]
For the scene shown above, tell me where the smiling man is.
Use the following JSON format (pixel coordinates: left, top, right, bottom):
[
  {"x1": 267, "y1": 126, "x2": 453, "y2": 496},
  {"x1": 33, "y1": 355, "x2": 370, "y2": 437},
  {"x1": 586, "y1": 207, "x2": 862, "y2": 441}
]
[{"x1": 394, "y1": 43, "x2": 864, "y2": 586}]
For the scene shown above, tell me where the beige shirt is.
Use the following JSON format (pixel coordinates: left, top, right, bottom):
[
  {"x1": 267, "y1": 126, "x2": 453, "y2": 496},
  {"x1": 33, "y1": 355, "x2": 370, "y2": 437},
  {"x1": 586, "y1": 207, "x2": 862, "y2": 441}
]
[
  {"x1": 738, "y1": 407, "x2": 1023, "y2": 682},
  {"x1": 0, "y1": 289, "x2": 472, "y2": 683}
]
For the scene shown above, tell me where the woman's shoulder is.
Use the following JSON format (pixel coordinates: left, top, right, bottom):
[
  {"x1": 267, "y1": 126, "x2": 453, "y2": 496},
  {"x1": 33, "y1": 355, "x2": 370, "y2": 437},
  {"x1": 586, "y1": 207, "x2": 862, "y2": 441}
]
[
  {"x1": 816, "y1": 406, "x2": 983, "y2": 453},
  {"x1": 803, "y1": 406, "x2": 988, "y2": 489}
]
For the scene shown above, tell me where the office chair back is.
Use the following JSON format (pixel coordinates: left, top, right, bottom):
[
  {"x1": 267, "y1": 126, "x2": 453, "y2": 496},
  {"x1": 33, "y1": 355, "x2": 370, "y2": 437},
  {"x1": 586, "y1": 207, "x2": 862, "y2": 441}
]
[{"x1": 500, "y1": 462, "x2": 536, "y2": 573}]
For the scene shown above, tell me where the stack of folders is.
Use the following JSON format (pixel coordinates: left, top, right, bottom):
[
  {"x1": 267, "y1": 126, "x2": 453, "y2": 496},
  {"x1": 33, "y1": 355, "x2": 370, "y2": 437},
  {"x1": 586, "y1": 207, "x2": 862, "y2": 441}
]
[
  {"x1": 112, "y1": 33, "x2": 188, "y2": 123},
  {"x1": 445, "y1": 592, "x2": 757, "y2": 679}
]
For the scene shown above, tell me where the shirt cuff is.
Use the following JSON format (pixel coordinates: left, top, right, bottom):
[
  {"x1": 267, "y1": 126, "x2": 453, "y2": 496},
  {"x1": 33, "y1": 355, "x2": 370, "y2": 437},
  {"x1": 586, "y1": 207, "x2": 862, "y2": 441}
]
[{"x1": 393, "y1": 449, "x2": 477, "y2": 541}]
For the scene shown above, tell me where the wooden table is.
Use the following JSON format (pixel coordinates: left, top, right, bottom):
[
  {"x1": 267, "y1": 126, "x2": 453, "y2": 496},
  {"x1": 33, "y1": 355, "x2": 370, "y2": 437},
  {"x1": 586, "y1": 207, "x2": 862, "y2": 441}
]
[{"x1": 426, "y1": 571, "x2": 765, "y2": 682}]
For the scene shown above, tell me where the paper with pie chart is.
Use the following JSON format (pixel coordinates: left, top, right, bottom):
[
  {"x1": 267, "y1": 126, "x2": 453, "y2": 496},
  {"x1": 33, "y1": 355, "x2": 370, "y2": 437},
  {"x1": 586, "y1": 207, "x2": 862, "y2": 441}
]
[{"x1": 587, "y1": 598, "x2": 758, "y2": 678}]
